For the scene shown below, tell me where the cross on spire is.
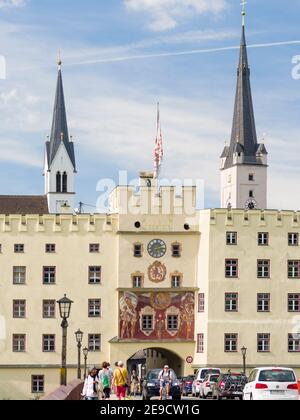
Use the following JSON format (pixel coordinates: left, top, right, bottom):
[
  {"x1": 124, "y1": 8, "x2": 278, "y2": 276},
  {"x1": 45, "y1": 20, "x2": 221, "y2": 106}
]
[{"x1": 241, "y1": 0, "x2": 247, "y2": 26}]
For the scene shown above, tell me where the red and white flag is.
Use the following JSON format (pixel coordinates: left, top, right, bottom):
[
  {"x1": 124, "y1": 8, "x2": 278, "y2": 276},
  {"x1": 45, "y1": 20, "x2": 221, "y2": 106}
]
[{"x1": 154, "y1": 103, "x2": 164, "y2": 179}]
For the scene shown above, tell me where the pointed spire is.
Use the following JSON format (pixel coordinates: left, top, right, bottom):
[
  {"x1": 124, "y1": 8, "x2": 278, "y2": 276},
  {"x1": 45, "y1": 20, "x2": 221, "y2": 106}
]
[
  {"x1": 47, "y1": 60, "x2": 76, "y2": 169},
  {"x1": 224, "y1": 5, "x2": 258, "y2": 168}
]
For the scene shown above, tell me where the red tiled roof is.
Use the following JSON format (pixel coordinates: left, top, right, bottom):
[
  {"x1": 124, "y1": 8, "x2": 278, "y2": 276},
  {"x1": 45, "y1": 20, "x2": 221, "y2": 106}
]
[{"x1": 0, "y1": 195, "x2": 49, "y2": 214}]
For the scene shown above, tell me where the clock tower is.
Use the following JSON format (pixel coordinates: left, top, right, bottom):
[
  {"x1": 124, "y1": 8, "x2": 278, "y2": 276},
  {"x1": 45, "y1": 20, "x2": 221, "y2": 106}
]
[{"x1": 220, "y1": 8, "x2": 268, "y2": 210}]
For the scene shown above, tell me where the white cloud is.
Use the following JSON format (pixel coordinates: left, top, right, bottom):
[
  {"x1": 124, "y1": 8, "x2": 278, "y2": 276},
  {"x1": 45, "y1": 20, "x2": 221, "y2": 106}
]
[
  {"x1": 0, "y1": 0, "x2": 26, "y2": 8},
  {"x1": 124, "y1": 0, "x2": 227, "y2": 31}
]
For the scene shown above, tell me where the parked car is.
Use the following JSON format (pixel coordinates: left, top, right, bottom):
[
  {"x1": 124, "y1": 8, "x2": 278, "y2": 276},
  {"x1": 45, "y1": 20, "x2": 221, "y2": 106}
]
[
  {"x1": 182, "y1": 376, "x2": 195, "y2": 396},
  {"x1": 243, "y1": 367, "x2": 299, "y2": 401},
  {"x1": 212, "y1": 372, "x2": 248, "y2": 400},
  {"x1": 193, "y1": 368, "x2": 221, "y2": 397},
  {"x1": 142, "y1": 369, "x2": 181, "y2": 400},
  {"x1": 199, "y1": 374, "x2": 220, "y2": 399}
]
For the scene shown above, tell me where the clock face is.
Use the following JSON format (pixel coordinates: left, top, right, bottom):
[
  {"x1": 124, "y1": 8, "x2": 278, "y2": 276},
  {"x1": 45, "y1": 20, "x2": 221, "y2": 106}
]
[
  {"x1": 245, "y1": 199, "x2": 257, "y2": 210},
  {"x1": 147, "y1": 239, "x2": 167, "y2": 258}
]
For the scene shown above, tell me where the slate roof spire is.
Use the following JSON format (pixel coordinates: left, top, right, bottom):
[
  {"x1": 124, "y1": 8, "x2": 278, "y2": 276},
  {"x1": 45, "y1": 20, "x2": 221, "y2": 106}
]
[
  {"x1": 221, "y1": 4, "x2": 267, "y2": 168},
  {"x1": 46, "y1": 59, "x2": 76, "y2": 169}
]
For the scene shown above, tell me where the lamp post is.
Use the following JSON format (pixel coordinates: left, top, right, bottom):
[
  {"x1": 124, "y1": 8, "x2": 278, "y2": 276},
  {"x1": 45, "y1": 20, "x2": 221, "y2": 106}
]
[
  {"x1": 241, "y1": 346, "x2": 247, "y2": 375},
  {"x1": 75, "y1": 329, "x2": 83, "y2": 379},
  {"x1": 57, "y1": 294, "x2": 73, "y2": 386},
  {"x1": 83, "y1": 347, "x2": 89, "y2": 379}
]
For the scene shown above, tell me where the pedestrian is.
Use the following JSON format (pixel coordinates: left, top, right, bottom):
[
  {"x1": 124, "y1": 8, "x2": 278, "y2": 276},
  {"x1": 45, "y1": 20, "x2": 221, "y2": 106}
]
[
  {"x1": 81, "y1": 367, "x2": 99, "y2": 400},
  {"x1": 112, "y1": 361, "x2": 129, "y2": 401},
  {"x1": 98, "y1": 362, "x2": 113, "y2": 400},
  {"x1": 130, "y1": 370, "x2": 139, "y2": 397}
]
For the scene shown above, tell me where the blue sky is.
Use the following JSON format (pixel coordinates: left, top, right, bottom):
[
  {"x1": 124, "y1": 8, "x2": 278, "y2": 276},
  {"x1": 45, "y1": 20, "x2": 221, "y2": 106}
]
[{"x1": 0, "y1": 0, "x2": 300, "y2": 209}]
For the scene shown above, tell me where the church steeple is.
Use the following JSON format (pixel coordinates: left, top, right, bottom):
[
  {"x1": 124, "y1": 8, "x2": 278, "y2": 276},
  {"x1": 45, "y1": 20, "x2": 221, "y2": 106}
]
[
  {"x1": 47, "y1": 60, "x2": 76, "y2": 169},
  {"x1": 44, "y1": 59, "x2": 76, "y2": 214},
  {"x1": 224, "y1": 10, "x2": 259, "y2": 168},
  {"x1": 220, "y1": 3, "x2": 268, "y2": 210}
]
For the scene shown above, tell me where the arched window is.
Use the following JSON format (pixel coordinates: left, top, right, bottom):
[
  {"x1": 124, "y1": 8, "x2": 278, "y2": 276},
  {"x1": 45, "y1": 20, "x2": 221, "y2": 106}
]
[
  {"x1": 56, "y1": 172, "x2": 61, "y2": 193},
  {"x1": 62, "y1": 172, "x2": 67, "y2": 193}
]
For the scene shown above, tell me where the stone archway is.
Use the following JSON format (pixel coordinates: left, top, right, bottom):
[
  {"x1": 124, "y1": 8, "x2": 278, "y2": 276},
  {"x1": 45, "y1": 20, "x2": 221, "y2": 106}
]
[
  {"x1": 110, "y1": 340, "x2": 194, "y2": 378},
  {"x1": 127, "y1": 347, "x2": 184, "y2": 378}
]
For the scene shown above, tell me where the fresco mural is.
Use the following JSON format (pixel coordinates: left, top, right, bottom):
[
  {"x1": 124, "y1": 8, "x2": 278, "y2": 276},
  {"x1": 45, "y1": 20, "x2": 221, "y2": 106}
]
[{"x1": 119, "y1": 291, "x2": 195, "y2": 341}]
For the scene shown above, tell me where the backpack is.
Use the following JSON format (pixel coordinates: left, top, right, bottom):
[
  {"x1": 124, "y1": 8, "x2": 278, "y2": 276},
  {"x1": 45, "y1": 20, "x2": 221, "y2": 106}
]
[{"x1": 102, "y1": 372, "x2": 110, "y2": 389}]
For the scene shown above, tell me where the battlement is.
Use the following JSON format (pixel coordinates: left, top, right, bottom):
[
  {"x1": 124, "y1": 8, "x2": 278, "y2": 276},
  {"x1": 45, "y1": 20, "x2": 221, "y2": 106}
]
[
  {"x1": 0, "y1": 214, "x2": 117, "y2": 234},
  {"x1": 109, "y1": 185, "x2": 197, "y2": 216},
  {"x1": 208, "y1": 208, "x2": 300, "y2": 227}
]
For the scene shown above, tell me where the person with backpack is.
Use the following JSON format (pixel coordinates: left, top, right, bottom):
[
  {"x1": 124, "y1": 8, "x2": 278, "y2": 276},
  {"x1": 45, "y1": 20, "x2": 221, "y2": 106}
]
[
  {"x1": 158, "y1": 365, "x2": 175, "y2": 400},
  {"x1": 112, "y1": 361, "x2": 129, "y2": 401},
  {"x1": 98, "y1": 362, "x2": 113, "y2": 400}
]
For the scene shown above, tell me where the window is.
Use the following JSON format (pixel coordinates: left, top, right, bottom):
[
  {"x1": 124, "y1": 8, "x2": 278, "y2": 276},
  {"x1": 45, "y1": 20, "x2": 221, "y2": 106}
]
[
  {"x1": 225, "y1": 259, "x2": 238, "y2": 278},
  {"x1": 288, "y1": 294, "x2": 300, "y2": 312},
  {"x1": 56, "y1": 171, "x2": 61, "y2": 193},
  {"x1": 13, "y1": 334, "x2": 26, "y2": 352},
  {"x1": 88, "y1": 299, "x2": 101, "y2": 317},
  {"x1": 88, "y1": 334, "x2": 101, "y2": 352},
  {"x1": 288, "y1": 233, "x2": 299, "y2": 246},
  {"x1": 32, "y1": 376, "x2": 44, "y2": 394},
  {"x1": 258, "y1": 233, "x2": 269, "y2": 246},
  {"x1": 198, "y1": 293, "x2": 205, "y2": 313},
  {"x1": 226, "y1": 232, "x2": 237, "y2": 245},
  {"x1": 43, "y1": 300, "x2": 56, "y2": 319},
  {"x1": 13, "y1": 266, "x2": 26, "y2": 285},
  {"x1": 89, "y1": 244, "x2": 100, "y2": 253},
  {"x1": 171, "y1": 275, "x2": 181, "y2": 288},
  {"x1": 45, "y1": 244, "x2": 56, "y2": 253},
  {"x1": 62, "y1": 172, "x2": 67, "y2": 193},
  {"x1": 13, "y1": 300, "x2": 26, "y2": 318},
  {"x1": 228, "y1": 175, "x2": 232, "y2": 184},
  {"x1": 43, "y1": 335, "x2": 55, "y2": 352},
  {"x1": 14, "y1": 244, "x2": 24, "y2": 253},
  {"x1": 224, "y1": 334, "x2": 238, "y2": 352},
  {"x1": 257, "y1": 260, "x2": 270, "y2": 278},
  {"x1": 0, "y1": 244, "x2": 2, "y2": 253},
  {"x1": 249, "y1": 190, "x2": 254, "y2": 198},
  {"x1": 257, "y1": 294, "x2": 270, "y2": 312},
  {"x1": 288, "y1": 260, "x2": 300, "y2": 279},
  {"x1": 133, "y1": 243, "x2": 142, "y2": 258},
  {"x1": 172, "y1": 243, "x2": 182, "y2": 258},
  {"x1": 197, "y1": 334, "x2": 204, "y2": 353},
  {"x1": 257, "y1": 334, "x2": 270, "y2": 353},
  {"x1": 43, "y1": 267, "x2": 56, "y2": 284},
  {"x1": 167, "y1": 315, "x2": 178, "y2": 331},
  {"x1": 249, "y1": 174, "x2": 254, "y2": 182},
  {"x1": 225, "y1": 293, "x2": 238, "y2": 312},
  {"x1": 288, "y1": 334, "x2": 300, "y2": 352},
  {"x1": 142, "y1": 315, "x2": 153, "y2": 331},
  {"x1": 89, "y1": 266, "x2": 101, "y2": 284},
  {"x1": 132, "y1": 275, "x2": 143, "y2": 288}
]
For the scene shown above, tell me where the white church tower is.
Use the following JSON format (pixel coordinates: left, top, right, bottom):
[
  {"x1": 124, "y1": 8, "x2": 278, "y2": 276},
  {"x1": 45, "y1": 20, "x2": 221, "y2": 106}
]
[
  {"x1": 44, "y1": 60, "x2": 76, "y2": 214},
  {"x1": 220, "y1": 7, "x2": 268, "y2": 210}
]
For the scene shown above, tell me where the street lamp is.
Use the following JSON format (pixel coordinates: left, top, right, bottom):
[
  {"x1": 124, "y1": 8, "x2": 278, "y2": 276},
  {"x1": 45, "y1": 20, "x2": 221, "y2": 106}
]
[
  {"x1": 57, "y1": 294, "x2": 73, "y2": 386},
  {"x1": 83, "y1": 347, "x2": 89, "y2": 379},
  {"x1": 75, "y1": 329, "x2": 83, "y2": 380},
  {"x1": 241, "y1": 346, "x2": 247, "y2": 375}
]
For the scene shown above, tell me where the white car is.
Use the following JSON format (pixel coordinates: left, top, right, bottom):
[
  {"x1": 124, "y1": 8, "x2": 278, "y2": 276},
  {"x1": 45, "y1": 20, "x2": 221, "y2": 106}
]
[
  {"x1": 193, "y1": 368, "x2": 221, "y2": 397},
  {"x1": 199, "y1": 374, "x2": 220, "y2": 399},
  {"x1": 243, "y1": 367, "x2": 299, "y2": 401}
]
